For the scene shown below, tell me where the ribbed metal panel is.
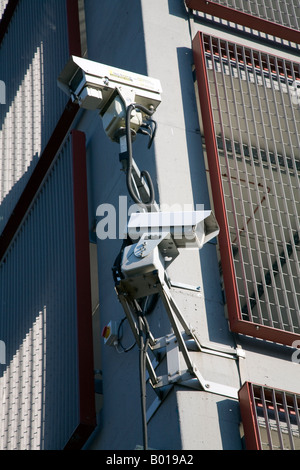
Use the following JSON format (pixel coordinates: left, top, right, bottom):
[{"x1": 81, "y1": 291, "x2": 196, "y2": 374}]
[
  {"x1": 195, "y1": 33, "x2": 300, "y2": 343},
  {"x1": 0, "y1": 137, "x2": 79, "y2": 450},
  {"x1": 0, "y1": 0, "x2": 70, "y2": 234}
]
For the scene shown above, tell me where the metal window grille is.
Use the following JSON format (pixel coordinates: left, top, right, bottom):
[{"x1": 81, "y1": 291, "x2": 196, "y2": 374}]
[
  {"x1": 193, "y1": 32, "x2": 300, "y2": 345},
  {"x1": 197, "y1": 0, "x2": 300, "y2": 31},
  {"x1": 239, "y1": 382, "x2": 300, "y2": 450},
  {"x1": 187, "y1": 0, "x2": 300, "y2": 51}
]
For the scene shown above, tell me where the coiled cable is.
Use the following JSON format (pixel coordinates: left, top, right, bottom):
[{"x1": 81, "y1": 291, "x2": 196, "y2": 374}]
[{"x1": 125, "y1": 103, "x2": 156, "y2": 210}]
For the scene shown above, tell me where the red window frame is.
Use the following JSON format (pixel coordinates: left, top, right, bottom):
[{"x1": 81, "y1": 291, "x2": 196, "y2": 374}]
[
  {"x1": 186, "y1": 0, "x2": 300, "y2": 45},
  {"x1": 192, "y1": 31, "x2": 300, "y2": 346},
  {"x1": 64, "y1": 131, "x2": 97, "y2": 449},
  {"x1": 239, "y1": 382, "x2": 300, "y2": 450}
]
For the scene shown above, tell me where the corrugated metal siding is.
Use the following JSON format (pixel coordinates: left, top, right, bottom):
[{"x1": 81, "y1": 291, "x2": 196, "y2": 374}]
[
  {"x1": 0, "y1": 137, "x2": 80, "y2": 450},
  {"x1": 0, "y1": 0, "x2": 70, "y2": 234}
]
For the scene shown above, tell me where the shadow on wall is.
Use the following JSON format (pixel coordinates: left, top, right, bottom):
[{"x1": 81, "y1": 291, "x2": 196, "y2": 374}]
[
  {"x1": 0, "y1": 153, "x2": 39, "y2": 234},
  {"x1": 83, "y1": 0, "x2": 159, "y2": 213},
  {"x1": 0, "y1": 0, "x2": 69, "y2": 136},
  {"x1": 168, "y1": 0, "x2": 189, "y2": 18},
  {"x1": 176, "y1": 46, "x2": 209, "y2": 207},
  {"x1": 216, "y1": 399, "x2": 244, "y2": 450}
]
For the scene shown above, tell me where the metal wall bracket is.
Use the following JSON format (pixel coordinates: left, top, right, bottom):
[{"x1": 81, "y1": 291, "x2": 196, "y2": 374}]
[{"x1": 115, "y1": 271, "x2": 239, "y2": 400}]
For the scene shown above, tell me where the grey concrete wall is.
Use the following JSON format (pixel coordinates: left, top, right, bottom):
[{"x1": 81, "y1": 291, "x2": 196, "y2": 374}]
[{"x1": 80, "y1": 0, "x2": 300, "y2": 450}]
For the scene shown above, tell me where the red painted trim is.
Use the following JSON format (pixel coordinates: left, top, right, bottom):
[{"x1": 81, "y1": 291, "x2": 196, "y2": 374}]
[
  {"x1": 0, "y1": 100, "x2": 79, "y2": 263},
  {"x1": 238, "y1": 382, "x2": 261, "y2": 450},
  {"x1": 186, "y1": 0, "x2": 300, "y2": 45},
  {"x1": 64, "y1": 423, "x2": 96, "y2": 450},
  {"x1": 231, "y1": 319, "x2": 300, "y2": 347},
  {"x1": 0, "y1": 0, "x2": 19, "y2": 44},
  {"x1": 192, "y1": 32, "x2": 241, "y2": 329},
  {"x1": 66, "y1": 0, "x2": 82, "y2": 56},
  {"x1": 64, "y1": 131, "x2": 96, "y2": 450},
  {"x1": 192, "y1": 31, "x2": 300, "y2": 347}
]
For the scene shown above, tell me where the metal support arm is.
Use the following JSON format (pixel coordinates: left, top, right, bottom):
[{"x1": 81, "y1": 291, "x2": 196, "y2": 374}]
[{"x1": 115, "y1": 272, "x2": 238, "y2": 399}]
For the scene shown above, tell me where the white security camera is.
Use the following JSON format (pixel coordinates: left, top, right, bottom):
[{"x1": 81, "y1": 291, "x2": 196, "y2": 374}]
[
  {"x1": 126, "y1": 210, "x2": 220, "y2": 249},
  {"x1": 121, "y1": 211, "x2": 220, "y2": 282},
  {"x1": 58, "y1": 55, "x2": 162, "y2": 141}
]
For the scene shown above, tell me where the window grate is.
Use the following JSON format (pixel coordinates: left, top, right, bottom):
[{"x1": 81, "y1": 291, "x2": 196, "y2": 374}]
[
  {"x1": 239, "y1": 382, "x2": 300, "y2": 450},
  {"x1": 193, "y1": 32, "x2": 300, "y2": 345},
  {"x1": 188, "y1": 0, "x2": 300, "y2": 52},
  {"x1": 197, "y1": 0, "x2": 300, "y2": 32}
]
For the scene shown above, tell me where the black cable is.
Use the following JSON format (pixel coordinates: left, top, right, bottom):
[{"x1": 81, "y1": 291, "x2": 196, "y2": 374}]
[
  {"x1": 137, "y1": 120, "x2": 157, "y2": 149},
  {"x1": 137, "y1": 311, "x2": 150, "y2": 450},
  {"x1": 138, "y1": 293, "x2": 159, "y2": 316},
  {"x1": 147, "y1": 119, "x2": 157, "y2": 149},
  {"x1": 117, "y1": 317, "x2": 136, "y2": 353},
  {"x1": 112, "y1": 239, "x2": 132, "y2": 286},
  {"x1": 132, "y1": 298, "x2": 151, "y2": 450},
  {"x1": 125, "y1": 103, "x2": 156, "y2": 209}
]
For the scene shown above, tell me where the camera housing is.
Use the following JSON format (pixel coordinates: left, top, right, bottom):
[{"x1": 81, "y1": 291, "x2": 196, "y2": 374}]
[
  {"x1": 126, "y1": 210, "x2": 220, "y2": 249},
  {"x1": 121, "y1": 211, "x2": 220, "y2": 284},
  {"x1": 58, "y1": 56, "x2": 162, "y2": 140}
]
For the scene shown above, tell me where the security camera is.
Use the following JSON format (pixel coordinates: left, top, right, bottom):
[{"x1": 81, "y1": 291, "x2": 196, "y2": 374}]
[
  {"x1": 58, "y1": 55, "x2": 162, "y2": 141},
  {"x1": 126, "y1": 210, "x2": 220, "y2": 249},
  {"x1": 121, "y1": 210, "x2": 220, "y2": 282}
]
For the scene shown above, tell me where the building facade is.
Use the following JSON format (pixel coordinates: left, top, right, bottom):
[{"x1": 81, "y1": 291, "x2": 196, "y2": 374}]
[{"x1": 0, "y1": 0, "x2": 299, "y2": 450}]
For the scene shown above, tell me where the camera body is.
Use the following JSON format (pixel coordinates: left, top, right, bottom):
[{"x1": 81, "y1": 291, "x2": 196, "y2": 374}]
[
  {"x1": 58, "y1": 56, "x2": 162, "y2": 140},
  {"x1": 121, "y1": 211, "x2": 220, "y2": 285}
]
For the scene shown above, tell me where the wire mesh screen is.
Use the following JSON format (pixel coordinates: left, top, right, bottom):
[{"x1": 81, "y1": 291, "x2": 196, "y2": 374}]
[
  {"x1": 250, "y1": 383, "x2": 300, "y2": 450},
  {"x1": 201, "y1": 0, "x2": 300, "y2": 31},
  {"x1": 201, "y1": 34, "x2": 300, "y2": 336}
]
